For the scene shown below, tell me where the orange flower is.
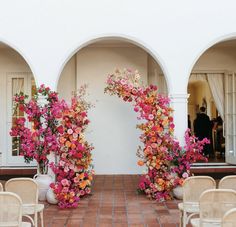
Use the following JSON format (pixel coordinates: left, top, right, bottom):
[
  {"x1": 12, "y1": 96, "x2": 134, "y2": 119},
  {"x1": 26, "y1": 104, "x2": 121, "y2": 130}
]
[
  {"x1": 65, "y1": 141, "x2": 71, "y2": 148},
  {"x1": 59, "y1": 137, "x2": 66, "y2": 144},
  {"x1": 71, "y1": 143, "x2": 76, "y2": 149},
  {"x1": 156, "y1": 178, "x2": 165, "y2": 185},
  {"x1": 178, "y1": 178, "x2": 184, "y2": 186},
  {"x1": 79, "y1": 173, "x2": 85, "y2": 180},
  {"x1": 150, "y1": 137, "x2": 156, "y2": 143},
  {"x1": 149, "y1": 131, "x2": 155, "y2": 136},
  {"x1": 79, "y1": 181, "x2": 87, "y2": 189},
  {"x1": 137, "y1": 160, "x2": 144, "y2": 166},
  {"x1": 156, "y1": 126, "x2": 163, "y2": 133}
]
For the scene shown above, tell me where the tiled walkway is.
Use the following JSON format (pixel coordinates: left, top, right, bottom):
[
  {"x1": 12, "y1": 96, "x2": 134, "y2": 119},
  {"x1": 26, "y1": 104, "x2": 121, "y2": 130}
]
[{"x1": 43, "y1": 175, "x2": 182, "y2": 227}]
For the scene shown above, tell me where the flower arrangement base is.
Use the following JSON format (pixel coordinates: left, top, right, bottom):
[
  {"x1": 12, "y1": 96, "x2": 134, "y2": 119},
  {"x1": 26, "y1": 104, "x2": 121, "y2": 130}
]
[
  {"x1": 172, "y1": 185, "x2": 183, "y2": 200},
  {"x1": 33, "y1": 174, "x2": 53, "y2": 201},
  {"x1": 46, "y1": 188, "x2": 58, "y2": 204}
]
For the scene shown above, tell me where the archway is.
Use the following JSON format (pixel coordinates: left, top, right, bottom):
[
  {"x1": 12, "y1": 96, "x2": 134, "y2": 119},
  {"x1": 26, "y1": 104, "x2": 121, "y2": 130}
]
[
  {"x1": 188, "y1": 39, "x2": 236, "y2": 164},
  {"x1": 0, "y1": 41, "x2": 37, "y2": 167},
  {"x1": 57, "y1": 38, "x2": 168, "y2": 174}
]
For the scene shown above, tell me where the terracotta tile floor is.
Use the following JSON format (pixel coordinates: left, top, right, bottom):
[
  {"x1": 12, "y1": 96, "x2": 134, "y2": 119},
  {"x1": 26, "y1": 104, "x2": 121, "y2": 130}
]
[{"x1": 42, "y1": 175, "x2": 183, "y2": 227}]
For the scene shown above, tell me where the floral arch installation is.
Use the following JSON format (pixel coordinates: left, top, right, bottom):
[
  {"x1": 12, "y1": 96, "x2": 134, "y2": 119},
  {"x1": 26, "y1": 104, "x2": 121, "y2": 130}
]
[
  {"x1": 11, "y1": 73, "x2": 208, "y2": 208},
  {"x1": 104, "y1": 69, "x2": 208, "y2": 201}
]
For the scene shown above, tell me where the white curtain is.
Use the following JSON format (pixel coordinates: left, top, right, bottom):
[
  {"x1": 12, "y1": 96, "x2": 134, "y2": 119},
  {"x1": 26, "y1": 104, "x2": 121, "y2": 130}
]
[
  {"x1": 207, "y1": 73, "x2": 224, "y2": 120},
  {"x1": 12, "y1": 78, "x2": 24, "y2": 115},
  {"x1": 12, "y1": 78, "x2": 24, "y2": 96}
]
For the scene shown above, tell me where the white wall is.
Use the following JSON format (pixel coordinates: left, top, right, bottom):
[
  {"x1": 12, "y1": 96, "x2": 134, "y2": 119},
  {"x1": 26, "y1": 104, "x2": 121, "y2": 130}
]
[
  {"x1": 59, "y1": 46, "x2": 147, "y2": 174},
  {"x1": 1, "y1": 0, "x2": 236, "y2": 165},
  {"x1": 0, "y1": 48, "x2": 32, "y2": 166}
]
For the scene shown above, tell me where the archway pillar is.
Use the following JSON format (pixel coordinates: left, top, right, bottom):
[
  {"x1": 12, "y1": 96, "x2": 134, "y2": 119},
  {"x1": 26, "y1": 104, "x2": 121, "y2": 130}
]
[{"x1": 169, "y1": 93, "x2": 190, "y2": 146}]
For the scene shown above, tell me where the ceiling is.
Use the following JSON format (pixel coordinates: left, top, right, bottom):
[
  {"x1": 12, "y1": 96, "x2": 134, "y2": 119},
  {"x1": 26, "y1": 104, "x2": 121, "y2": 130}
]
[
  {"x1": 88, "y1": 39, "x2": 137, "y2": 48},
  {"x1": 212, "y1": 39, "x2": 236, "y2": 48}
]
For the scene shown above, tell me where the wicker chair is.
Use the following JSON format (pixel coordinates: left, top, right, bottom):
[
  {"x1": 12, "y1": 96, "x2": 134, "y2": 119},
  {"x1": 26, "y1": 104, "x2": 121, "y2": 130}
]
[
  {"x1": 5, "y1": 178, "x2": 44, "y2": 227},
  {"x1": 219, "y1": 175, "x2": 236, "y2": 191},
  {"x1": 191, "y1": 189, "x2": 236, "y2": 227},
  {"x1": 222, "y1": 208, "x2": 236, "y2": 227},
  {"x1": 0, "y1": 191, "x2": 31, "y2": 227},
  {"x1": 0, "y1": 182, "x2": 3, "y2": 191},
  {"x1": 178, "y1": 176, "x2": 216, "y2": 227}
]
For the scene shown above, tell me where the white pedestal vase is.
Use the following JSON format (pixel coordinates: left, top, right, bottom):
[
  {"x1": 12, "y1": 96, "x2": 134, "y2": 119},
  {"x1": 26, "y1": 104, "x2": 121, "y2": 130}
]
[
  {"x1": 33, "y1": 174, "x2": 53, "y2": 201},
  {"x1": 172, "y1": 185, "x2": 183, "y2": 200},
  {"x1": 46, "y1": 187, "x2": 58, "y2": 204}
]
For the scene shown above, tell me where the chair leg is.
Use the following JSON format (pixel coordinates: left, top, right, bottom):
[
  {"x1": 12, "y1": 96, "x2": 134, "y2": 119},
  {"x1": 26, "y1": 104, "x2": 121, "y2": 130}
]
[
  {"x1": 183, "y1": 211, "x2": 187, "y2": 227},
  {"x1": 179, "y1": 210, "x2": 183, "y2": 227},
  {"x1": 34, "y1": 212, "x2": 38, "y2": 227},
  {"x1": 40, "y1": 211, "x2": 44, "y2": 227}
]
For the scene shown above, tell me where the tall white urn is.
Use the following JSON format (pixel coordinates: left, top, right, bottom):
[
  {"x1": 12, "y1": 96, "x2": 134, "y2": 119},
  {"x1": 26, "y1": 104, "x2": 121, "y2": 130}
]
[{"x1": 33, "y1": 174, "x2": 53, "y2": 201}]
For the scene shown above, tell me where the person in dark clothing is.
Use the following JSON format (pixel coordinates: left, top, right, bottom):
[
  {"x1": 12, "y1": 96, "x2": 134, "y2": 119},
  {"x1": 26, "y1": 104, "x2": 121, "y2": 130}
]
[
  {"x1": 193, "y1": 106, "x2": 212, "y2": 157},
  {"x1": 188, "y1": 114, "x2": 191, "y2": 130},
  {"x1": 215, "y1": 116, "x2": 225, "y2": 157}
]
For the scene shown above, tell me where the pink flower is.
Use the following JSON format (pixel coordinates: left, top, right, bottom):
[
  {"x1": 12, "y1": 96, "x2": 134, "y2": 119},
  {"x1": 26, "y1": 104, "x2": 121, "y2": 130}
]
[
  {"x1": 61, "y1": 179, "x2": 70, "y2": 186},
  {"x1": 120, "y1": 79, "x2": 126, "y2": 85},
  {"x1": 148, "y1": 114, "x2": 154, "y2": 120},
  {"x1": 72, "y1": 133, "x2": 78, "y2": 139},
  {"x1": 67, "y1": 129, "x2": 73, "y2": 134},
  {"x1": 182, "y1": 172, "x2": 189, "y2": 178},
  {"x1": 79, "y1": 190, "x2": 85, "y2": 196}
]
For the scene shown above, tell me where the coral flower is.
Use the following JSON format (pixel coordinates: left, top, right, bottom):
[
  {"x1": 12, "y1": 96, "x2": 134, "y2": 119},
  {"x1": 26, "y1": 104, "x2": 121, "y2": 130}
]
[
  {"x1": 65, "y1": 141, "x2": 71, "y2": 148},
  {"x1": 79, "y1": 181, "x2": 87, "y2": 189},
  {"x1": 71, "y1": 143, "x2": 76, "y2": 149},
  {"x1": 59, "y1": 137, "x2": 66, "y2": 144},
  {"x1": 137, "y1": 160, "x2": 144, "y2": 166}
]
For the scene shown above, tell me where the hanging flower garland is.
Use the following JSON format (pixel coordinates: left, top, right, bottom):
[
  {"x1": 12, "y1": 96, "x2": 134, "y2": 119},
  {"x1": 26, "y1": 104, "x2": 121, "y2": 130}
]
[
  {"x1": 50, "y1": 85, "x2": 94, "y2": 208},
  {"x1": 105, "y1": 69, "x2": 208, "y2": 201}
]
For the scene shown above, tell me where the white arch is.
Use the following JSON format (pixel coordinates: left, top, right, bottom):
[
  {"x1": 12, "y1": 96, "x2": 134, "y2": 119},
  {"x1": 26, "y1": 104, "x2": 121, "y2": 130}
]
[
  {"x1": 185, "y1": 32, "x2": 236, "y2": 87},
  {"x1": 0, "y1": 36, "x2": 39, "y2": 86},
  {"x1": 55, "y1": 33, "x2": 170, "y2": 91}
]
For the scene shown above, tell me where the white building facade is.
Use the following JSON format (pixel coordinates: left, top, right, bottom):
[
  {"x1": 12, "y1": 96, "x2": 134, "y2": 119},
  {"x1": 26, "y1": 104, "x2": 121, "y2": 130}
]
[{"x1": 0, "y1": 0, "x2": 236, "y2": 174}]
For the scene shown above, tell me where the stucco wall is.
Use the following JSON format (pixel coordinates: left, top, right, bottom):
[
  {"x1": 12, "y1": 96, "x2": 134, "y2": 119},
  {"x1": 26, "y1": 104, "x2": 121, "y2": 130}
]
[
  {"x1": 59, "y1": 46, "x2": 148, "y2": 174},
  {"x1": 1, "y1": 0, "x2": 236, "y2": 168}
]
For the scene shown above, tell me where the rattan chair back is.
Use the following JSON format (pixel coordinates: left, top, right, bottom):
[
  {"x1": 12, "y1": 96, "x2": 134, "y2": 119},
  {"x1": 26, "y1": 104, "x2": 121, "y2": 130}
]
[
  {"x1": 5, "y1": 178, "x2": 38, "y2": 204},
  {"x1": 219, "y1": 175, "x2": 236, "y2": 191},
  {"x1": 199, "y1": 189, "x2": 236, "y2": 226},
  {"x1": 183, "y1": 176, "x2": 216, "y2": 205},
  {"x1": 222, "y1": 208, "x2": 236, "y2": 227},
  {"x1": 0, "y1": 191, "x2": 22, "y2": 226}
]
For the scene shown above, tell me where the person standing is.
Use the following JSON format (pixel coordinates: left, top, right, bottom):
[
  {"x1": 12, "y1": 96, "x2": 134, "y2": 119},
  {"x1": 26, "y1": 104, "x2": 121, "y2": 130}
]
[
  {"x1": 188, "y1": 114, "x2": 191, "y2": 130},
  {"x1": 193, "y1": 106, "x2": 212, "y2": 157}
]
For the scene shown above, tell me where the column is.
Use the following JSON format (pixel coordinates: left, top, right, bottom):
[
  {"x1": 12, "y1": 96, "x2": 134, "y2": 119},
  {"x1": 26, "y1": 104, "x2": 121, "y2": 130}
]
[{"x1": 169, "y1": 93, "x2": 190, "y2": 145}]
